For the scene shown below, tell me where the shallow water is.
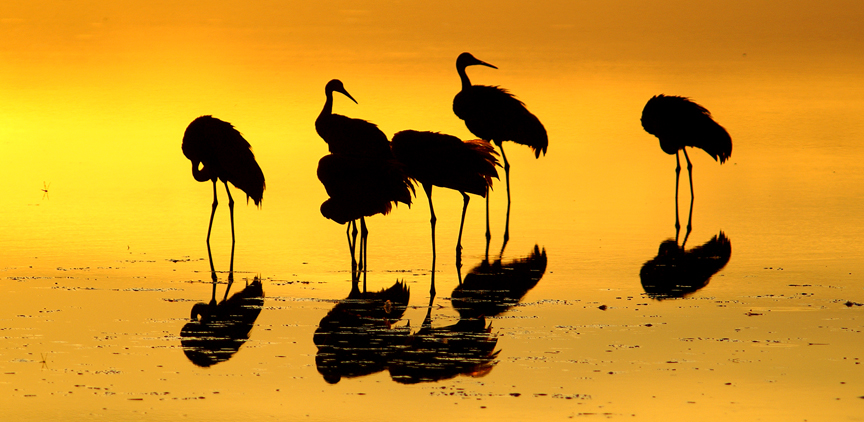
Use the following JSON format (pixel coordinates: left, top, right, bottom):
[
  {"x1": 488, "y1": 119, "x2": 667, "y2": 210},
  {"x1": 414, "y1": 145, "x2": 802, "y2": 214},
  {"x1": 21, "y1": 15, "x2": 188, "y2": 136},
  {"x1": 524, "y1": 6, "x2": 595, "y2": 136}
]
[{"x1": 2, "y1": 1, "x2": 864, "y2": 421}]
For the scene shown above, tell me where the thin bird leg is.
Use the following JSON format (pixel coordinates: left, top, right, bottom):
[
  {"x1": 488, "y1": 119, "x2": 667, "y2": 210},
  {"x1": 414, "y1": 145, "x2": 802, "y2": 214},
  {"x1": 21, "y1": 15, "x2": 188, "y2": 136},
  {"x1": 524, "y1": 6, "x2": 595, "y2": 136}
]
[
  {"x1": 424, "y1": 183, "x2": 437, "y2": 263},
  {"x1": 500, "y1": 143, "x2": 512, "y2": 244},
  {"x1": 427, "y1": 245, "x2": 437, "y2": 317},
  {"x1": 485, "y1": 186, "x2": 491, "y2": 260},
  {"x1": 683, "y1": 148, "x2": 694, "y2": 236},
  {"x1": 674, "y1": 151, "x2": 682, "y2": 236},
  {"x1": 456, "y1": 192, "x2": 470, "y2": 269},
  {"x1": 206, "y1": 180, "x2": 219, "y2": 282},
  {"x1": 224, "y1": 181, "x2": 236, "y2": 283},
  {"x1": 485, "y1": 186, "x2": 491, "y2": 244},
  {"x1": 360, "y1": 216, "x2": 368, "y2": 293},
  {"x1": 429, "y1": 246, "x2": 437, "y2": 299},
  {"x1": 682, "y1": 197, "x2": 694, "y2": 249},
  {"x1": 347, "y1": 220, "x2": 358, "y2": 281},
  {"x1": 353, "y1": 220, "x2": 361, "y2": 275},
  {"x1": 683, "y1": 148, "x2": 694, "y2": 201}
]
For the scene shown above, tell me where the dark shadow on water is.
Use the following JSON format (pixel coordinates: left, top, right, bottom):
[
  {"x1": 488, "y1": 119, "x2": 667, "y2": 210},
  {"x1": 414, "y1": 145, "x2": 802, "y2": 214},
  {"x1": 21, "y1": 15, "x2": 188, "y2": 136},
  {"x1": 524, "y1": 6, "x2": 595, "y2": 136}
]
[
  {"x1": 385, "y1": 244, "x2": 545, "y2": 384},
  {"x1": 313, "y1": 280, "x2": 410, "y2": 384},
  {"x1": 180, "y1": 277, "x2": 264, "y2": 367},
  {"x1": 387, "y1": 314, "x2": 498, "y2": 384},
  {"x1": 452, "y1": 244, "x2": 547, "y2": 319},
  {"x1": 640, "y1": 232, "x2": 732, "y2": 300},
  {"x1": 312, "y1": 243, "x2": 546, "y2": 384}
]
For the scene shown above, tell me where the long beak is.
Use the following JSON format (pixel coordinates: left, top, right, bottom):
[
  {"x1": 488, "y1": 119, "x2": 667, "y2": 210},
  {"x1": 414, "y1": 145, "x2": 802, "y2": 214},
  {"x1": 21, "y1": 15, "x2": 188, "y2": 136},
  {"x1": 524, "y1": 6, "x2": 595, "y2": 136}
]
[
  {"x1": 338, "y1": 88, "x2": 358, "y2": 104},
  {"x1": 476, "y1": 59, "x2": 498, "y2": 70}
]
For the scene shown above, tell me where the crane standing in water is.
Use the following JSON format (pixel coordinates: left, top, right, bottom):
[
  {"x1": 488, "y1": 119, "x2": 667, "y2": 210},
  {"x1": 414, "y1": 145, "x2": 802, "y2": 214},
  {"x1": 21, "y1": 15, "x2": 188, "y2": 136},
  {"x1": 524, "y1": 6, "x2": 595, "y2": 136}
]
[
  {"x1": 182, "y1": 115, "x2": 265, "y2": 281},
  {"x1": 390, "y1": 130, "x2": 499, "y2": 269},
  {"x1": 452, "y1": 52, "x2": 548, "y2": 247},
  {"x1": 641, "y1": 94, "x2": 732, "y2": 234},
  {"x1": 315, "y1": 79, "x2": 412, "y2": 283}
]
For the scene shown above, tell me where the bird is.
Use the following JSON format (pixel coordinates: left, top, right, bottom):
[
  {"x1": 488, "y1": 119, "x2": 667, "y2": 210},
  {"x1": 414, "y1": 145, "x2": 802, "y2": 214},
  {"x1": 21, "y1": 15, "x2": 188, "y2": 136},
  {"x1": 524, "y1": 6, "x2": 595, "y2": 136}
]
[
  {"x1": 315, "y1": 80, "x2": 409, "y2": 282},
  {"x1": 317, "y1": 154, "x2": 413, "y2": 282},
  {"x1": 452, "y1": 52, "x2": 548, "y2": 246},
  {"x1": 182, "y1": 115, "x2": 265, "y2": 281},
  {"x1": 390, "y1": 130, "x2": 499, "y2": 268},
  {"x1": 641, "y1": 94, "x2": 732, "y2": 232}
]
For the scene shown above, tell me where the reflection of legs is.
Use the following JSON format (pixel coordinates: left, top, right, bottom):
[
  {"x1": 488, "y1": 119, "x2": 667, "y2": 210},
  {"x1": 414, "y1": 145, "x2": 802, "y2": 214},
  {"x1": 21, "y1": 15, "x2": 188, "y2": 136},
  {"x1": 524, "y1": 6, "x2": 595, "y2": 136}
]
[
  {"x1": 222, "y1": 280, "x2": 232, "y2": 301},
  {"x1": 456, "y1": 192, "x2": 469, "y2": 269},
  {"x1": 426, "y1": 249, "x2": 437, "y2": 322},
  {"x1": 209, "y1": 279, "x2": 218, "y2": 307},
  {"x1": 682, "y1": 197, "x2": 693, "y2": 248},
  {"x1": 224, "y1": 181, "x2": 235, "y2": 282},
  {"x1": 206, "y1": 180, "x2": 218, "y2": 282}
]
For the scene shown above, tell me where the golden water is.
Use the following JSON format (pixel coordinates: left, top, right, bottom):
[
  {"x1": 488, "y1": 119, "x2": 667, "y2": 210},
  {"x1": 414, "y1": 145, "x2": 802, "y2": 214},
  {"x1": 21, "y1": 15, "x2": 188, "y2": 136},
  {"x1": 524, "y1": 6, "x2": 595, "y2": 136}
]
[{"x1": 2, "y1": 1, "x2": 863, "y2": 420}]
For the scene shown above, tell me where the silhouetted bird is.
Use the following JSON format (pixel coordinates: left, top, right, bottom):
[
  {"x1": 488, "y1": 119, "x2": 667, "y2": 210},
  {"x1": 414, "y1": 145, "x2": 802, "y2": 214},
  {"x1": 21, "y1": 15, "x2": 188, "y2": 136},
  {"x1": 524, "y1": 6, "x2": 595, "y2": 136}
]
[
  {"x1": 391, "y1": 130, "x2": 499, "y2": 264},
  {"x1": 641, "y1": 94, "x2": 732, "y2": 203},
  {"x1": 180, "y1": 278, "x2": 264, "y2": 367},
  {"x1": 315, "y1": 80, "x2": 412, "y2": 281},
  {"x1": 182, "y1": 116, "x2": 265, "y2": 280},
  {"x1": 316, "y1": 79, "x2": 392, "y2": 159},
  {"x1": 453, "y1": 52, "x2": 548, "y2": 243},
  {"x1": 318, "y1": 154, "x2": 413, "y2": 225},
  {"x1": 640, "y1": 232, "x2": 731, "y2": 299},
  {"x1": 451, "y1": 244, "x2": 547, "y2": 319},
  {"x1": 314, "y1": 280, "x2": 410, "y2": 384}
]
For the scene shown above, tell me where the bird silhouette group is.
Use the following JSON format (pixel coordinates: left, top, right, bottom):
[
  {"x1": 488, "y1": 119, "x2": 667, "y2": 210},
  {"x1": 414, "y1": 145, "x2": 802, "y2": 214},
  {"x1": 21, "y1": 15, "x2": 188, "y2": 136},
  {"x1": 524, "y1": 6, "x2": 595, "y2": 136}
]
[{"x1": 182, "y1": 52, "x2": 733, "y2": 288}]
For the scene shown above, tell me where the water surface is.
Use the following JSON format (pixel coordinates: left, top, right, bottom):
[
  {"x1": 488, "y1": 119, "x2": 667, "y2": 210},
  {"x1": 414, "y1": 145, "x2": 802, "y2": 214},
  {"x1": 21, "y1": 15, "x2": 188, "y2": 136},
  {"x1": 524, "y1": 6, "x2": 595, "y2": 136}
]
[{"x1": 2, "y1": 1, "x2": 863, "y2": 421}]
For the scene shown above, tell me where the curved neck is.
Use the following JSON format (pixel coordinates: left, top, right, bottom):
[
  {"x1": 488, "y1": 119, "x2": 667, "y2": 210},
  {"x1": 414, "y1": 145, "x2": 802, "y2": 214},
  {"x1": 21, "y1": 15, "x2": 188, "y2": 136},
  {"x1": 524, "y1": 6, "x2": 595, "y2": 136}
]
[
  {"x1": 458, "y1": 66, "x2": 472, "y2": 90},
  {"x1": 191, "y1": 161, "x2": 211, "y2": 182},
  {"x1": 319, "y1": 90, "x2": 334, "y2": 122}
]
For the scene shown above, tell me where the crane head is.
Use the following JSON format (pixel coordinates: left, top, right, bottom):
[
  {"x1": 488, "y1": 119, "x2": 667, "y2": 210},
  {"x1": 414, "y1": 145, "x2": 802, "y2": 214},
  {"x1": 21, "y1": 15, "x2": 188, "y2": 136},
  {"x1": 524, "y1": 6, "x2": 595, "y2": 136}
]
[
  {"x1": 457, "y1": 52, "x2": 498, "y2": 71},
  {"x1": 325, "y1": 79, "x2": 358, "y2": 104}
]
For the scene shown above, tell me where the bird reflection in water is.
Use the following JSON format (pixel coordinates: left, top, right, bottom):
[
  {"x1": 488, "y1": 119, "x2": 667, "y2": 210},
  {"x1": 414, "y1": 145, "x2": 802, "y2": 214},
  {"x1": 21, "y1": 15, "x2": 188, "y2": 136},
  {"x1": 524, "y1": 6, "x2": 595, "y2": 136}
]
[
  {"x1": 388, "y1": 314, "x2": 498, "y2": 384},
  {"x1": 451, "y1": 244, "x2": 547, "y2": 319},
  {"x1": 313, "y1": 280, "x2": 410, "y2": 384},
  {"x1": 386, "y1": 244, "x2": 549, "y2": 383},
  {"x1": 180, "y1": 277, "x2": 264, "y2": 367},
  {"x1": 640, "y1": 232, "x2": 732, "y2": 299},
  {"x1": 388, "y1": 258, "x2": 499, "y2": 384}
]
